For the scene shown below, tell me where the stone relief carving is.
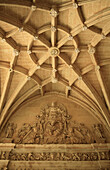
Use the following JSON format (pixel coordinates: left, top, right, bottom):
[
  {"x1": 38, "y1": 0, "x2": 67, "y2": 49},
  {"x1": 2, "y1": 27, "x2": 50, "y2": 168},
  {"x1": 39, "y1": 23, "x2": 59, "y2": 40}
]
[
  {"x1": 92, "y1": 124, "x2": 106, "y2": 143},
  {"x1": 0, "y1": 151, "x2": 10, "y2": 160},
  {"x1": 0, "y1": 150, "x2": 110, "y2": 161},
  {"x1": 1, "y1": 102, "x2": 107, "y2": 144},
  {"x1": 16, "y1": 102, "x2": 94, "y2": 144},
  {"x1": 99, "y1": 151, "x2": 110, "y2": 160},
  {"x1": 5, "y1": 123, "x2": 16, "y2": 138}
]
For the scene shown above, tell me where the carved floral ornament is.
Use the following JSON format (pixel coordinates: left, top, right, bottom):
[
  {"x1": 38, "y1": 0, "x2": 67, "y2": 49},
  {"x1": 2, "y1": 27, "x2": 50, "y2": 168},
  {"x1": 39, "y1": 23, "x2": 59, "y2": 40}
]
[
  {"x1": 0, "y1": 103, "x2": 106, "y2": 144},
  {"x1": 0, "y1": 150, "x2": 110, "y2": 161}
]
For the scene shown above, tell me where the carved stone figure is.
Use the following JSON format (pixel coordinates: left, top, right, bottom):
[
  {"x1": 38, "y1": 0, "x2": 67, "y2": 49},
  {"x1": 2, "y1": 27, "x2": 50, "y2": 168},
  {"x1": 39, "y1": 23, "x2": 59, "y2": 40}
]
[
  {"x1": 93, "y1": 124, "x2": 106, "y2": 143},
  {"x1": 20, "y1": 153, "x2": 27, "y2": 161},
  {"x1": 55, "y1": 152, "x2": 61, "y2": 161},
  {"x1": 5, "y1": 123, "x2": 16, "y2": 138},
  {"x1": 27, "y1": 152, "x2": 35, "y2": 161},
  {"x1": 99, "y1": 152, "x2": 110, "y2": 160},
  {"x1": 18, "y1": 123, "x2": 31, "y2": 138},
  {"x1": 18, "y1": 123, "x2": 34, "y2": 143},
  {"x1": 35, "y1": 153, "x2": 42, "y2": 161},
  {"x1": 72, "y1": 153, "x2": 81, "y2": 161}
]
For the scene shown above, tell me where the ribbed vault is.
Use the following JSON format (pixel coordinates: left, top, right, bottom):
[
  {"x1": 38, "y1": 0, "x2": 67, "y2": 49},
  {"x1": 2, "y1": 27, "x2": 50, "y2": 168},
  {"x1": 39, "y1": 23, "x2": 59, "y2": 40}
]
[{"x1": 0, "y1": 0, "x2": 110, "y2": 133}]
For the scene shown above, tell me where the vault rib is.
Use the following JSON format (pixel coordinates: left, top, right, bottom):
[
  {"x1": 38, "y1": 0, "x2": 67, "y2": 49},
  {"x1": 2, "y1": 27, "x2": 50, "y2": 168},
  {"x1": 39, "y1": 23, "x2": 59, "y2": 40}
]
[
  {"x1": 88, "y1": 45, "x2": 110, "y2": 112},
  {"x1": 0, "y1": 5, "x2": 110, "y2": 37},
  {"x1": 85, "y1": 7, "x2": 110, "y2": 27},
  {"x1": 0, "y1": 72, "x2": 42, "y2": 126},
  {"x1": 52, "y1": 57, "x2": 58, "y2": 79},
  {"x1": 90, "y1": 22, "x2": 110, "y2": 47},
  {"x1": 50, "y1": 7, "x2": 58, "y2": 79},
  {"x1": 58, "y1": 1, "x2": 74, "y2": 12},
  {"x1": 0, "y1": 77, "x2": 28, "y2": 125},
  {"x1": 57, "y1": 25, "x2": 70, "y2": 35},
  {"x1": 50, "y1": 7, "x2": 57, "y2": 47},
  {"x1": 58, "y1": 53, "x2": 110, "y2": 128},
  {"x1": 58, "y1": 75, "x2": 108, "y2": 127},
  {"x1": 37, "y1": 25, "x2": 51, "y2": 34},
  {"x1": 0, "y1": 0, "x2": 99, "y2": 10},
  {"x1": 88, "y1": 23, "x2": 110, "y2": 112},
  {"x1": 78, "y1": 0, "x2": 100, "y2": 6},
  {"x1": 102, "y1": 22, "x2": 110, "y2": 36},
  {"x1": 6, "y1": 28, "x2": 19, "y2": 38},
  {"x1": 38, "y1": 35, "x2": 50, "y2": 49},
  {"x1": 69, "y1": 64, "x2": 94, "y2": 87},
  {"x1": 23, "y1": 5, "x2": 36, "y2": 25},
  {"x1": 1, "y1": 77, "x2": 109, "y2": 133},
  {"x1": 0, "y1": 1, "x2": 110, "y2": 135},
  {"x1": 6, "y1": 5, "x2": 36, "y2": 38},
  {"x1": 57, "y1": 35, "x2": 69, "y2": 49},
  {"x1": 99, "y1": 59, "x2": 110, "y2": 66},
  {"x1": 0, "y1": 0, "x2": 51, "y2": 12},
  {"x1": 0, "y1": 28, "x2": 20, "y2": 112},
  {"x1": 0, "y1": 61, "x2": 10, "y2": 69},
  {"x1": 0, "y1": 77, "x2": 52, "y2": 130},
  {"x1": 58, "y1": 0, "x2": 99, "y2": 12},
  {"x1": 0, "y1": 72, "x2": 14, "y2": 112},
  {"x1": 28, "y1": 54, "x2": 50, "y2": 76}
]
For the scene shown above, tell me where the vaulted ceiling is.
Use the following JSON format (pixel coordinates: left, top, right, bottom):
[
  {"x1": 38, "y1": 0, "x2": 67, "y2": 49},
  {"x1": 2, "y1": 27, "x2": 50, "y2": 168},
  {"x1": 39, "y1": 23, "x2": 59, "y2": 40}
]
[{"x1": 0, "y1": 0, "x2": 110, "y2": 133}]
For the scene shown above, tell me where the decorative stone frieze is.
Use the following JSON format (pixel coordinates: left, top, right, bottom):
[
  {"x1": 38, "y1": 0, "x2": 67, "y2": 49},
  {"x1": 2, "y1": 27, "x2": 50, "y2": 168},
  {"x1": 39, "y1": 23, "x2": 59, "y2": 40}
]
[{"x1": 0, "y1": 150, "x2": 110, "y2": 161}]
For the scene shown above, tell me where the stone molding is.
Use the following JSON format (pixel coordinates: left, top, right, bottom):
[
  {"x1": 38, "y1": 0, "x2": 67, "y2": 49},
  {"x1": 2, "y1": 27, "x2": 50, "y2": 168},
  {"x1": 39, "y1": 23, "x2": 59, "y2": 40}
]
[{"x1": 0, "y1": 143, "x2": 110, "y2": 169}]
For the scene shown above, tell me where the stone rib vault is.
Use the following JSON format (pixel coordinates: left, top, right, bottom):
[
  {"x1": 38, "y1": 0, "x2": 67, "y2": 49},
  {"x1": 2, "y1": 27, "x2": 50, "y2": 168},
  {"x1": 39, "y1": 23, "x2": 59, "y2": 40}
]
[{"x1": 0, "y1": 0, "x2": 110, "y2": 169}]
